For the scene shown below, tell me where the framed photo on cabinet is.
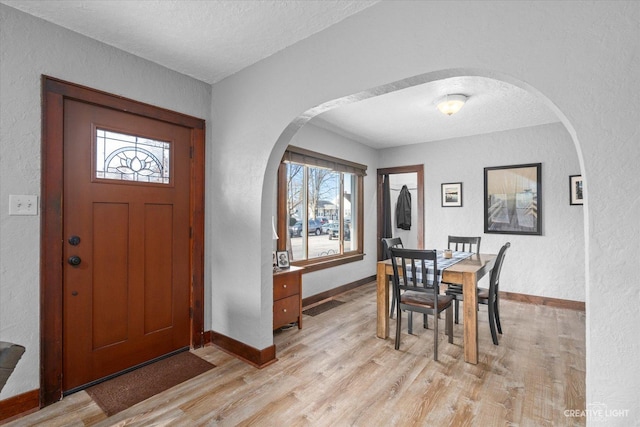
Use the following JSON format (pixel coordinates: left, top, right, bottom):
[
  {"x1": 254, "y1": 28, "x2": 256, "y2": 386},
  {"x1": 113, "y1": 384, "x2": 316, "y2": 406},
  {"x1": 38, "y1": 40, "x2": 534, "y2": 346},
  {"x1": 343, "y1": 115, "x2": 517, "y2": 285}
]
[{"x1": 276, "y1": 251, "x2": 290, "y2": 269}]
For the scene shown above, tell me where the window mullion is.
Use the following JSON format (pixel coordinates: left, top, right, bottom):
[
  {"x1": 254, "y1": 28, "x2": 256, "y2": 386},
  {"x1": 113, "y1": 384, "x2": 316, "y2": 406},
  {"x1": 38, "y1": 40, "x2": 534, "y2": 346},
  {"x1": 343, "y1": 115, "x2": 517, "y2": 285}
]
[
  {"x1": 303, "y1": 165, "x2": 309, "y2": 259},
  {"x1": 339, "y1": 173, "x2": 344, "y2": 254}
]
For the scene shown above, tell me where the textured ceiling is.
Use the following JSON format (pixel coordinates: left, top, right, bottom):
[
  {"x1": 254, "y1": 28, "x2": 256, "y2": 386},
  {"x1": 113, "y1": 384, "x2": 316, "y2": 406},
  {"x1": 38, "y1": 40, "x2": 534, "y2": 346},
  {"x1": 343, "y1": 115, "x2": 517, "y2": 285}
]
[
  {"x1": 1, "y1": 0, "x2": 560, "y2": 148},
  {"x1": 312, "y1": 76, "x2": 559, "y2": 148},
  {"x1": 1, "y1": 0, "x2": 378, "y2": 84}
]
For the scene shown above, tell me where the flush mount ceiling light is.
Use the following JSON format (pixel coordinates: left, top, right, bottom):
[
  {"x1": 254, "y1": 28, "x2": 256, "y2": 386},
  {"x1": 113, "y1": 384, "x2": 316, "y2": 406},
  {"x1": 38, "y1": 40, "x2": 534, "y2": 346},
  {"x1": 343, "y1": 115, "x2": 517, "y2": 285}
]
[{"x1": 436, "y1": 94, "x2": 468, "y2": 116}]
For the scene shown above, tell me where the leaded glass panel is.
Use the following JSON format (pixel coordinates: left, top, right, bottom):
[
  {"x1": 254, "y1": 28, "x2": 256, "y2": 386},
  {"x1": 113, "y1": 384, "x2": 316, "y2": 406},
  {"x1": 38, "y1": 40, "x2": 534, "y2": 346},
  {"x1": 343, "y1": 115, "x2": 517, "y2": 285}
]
[{"x1": 96, "y1": 129, "x2": 170, "y2": 184}]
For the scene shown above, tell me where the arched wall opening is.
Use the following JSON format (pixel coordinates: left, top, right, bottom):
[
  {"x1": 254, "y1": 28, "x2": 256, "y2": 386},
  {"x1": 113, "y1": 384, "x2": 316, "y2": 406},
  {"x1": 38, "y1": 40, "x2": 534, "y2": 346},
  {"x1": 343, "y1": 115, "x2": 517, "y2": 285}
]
[{"x1": 261, "y1": 66, "x2": 588, "y2": 346}]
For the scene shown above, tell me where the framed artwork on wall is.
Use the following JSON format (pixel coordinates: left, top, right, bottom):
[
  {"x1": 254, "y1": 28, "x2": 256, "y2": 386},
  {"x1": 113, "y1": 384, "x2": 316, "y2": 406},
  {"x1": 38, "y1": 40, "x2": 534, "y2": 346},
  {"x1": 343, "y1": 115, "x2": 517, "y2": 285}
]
[
  {"x1": 441, "y1": 182, "x2": 462, "y2": 207},
  {"x1": 484, "y1": 163, "x2": 542, "y2": 235},
  {"x1": 569, "y1": 175, "x2": 584, "y2": 205}
]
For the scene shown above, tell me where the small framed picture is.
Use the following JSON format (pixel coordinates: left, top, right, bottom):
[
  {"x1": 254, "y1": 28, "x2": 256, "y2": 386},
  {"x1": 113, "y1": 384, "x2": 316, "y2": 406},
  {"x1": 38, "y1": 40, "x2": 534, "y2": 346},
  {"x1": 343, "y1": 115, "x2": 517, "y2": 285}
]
[
  {"x1": 570, "y1": 175, "x2": 584, "y2": 205},
  {"x1": 441, "y1": 182, "x2": 462, "y2": 207},
  {"x1": 276, "y1": 251, "x2": 290, "y2": 269}
]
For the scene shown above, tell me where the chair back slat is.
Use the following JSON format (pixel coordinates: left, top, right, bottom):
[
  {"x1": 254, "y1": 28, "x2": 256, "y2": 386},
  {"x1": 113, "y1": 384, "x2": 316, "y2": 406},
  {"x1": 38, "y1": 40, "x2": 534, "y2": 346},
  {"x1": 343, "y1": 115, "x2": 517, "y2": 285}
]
[
  {"x1": 447, "y1": 235, "x2": 481, "y2": 254},
  {"x1": 389, "y1": 247, "x2": 440, "y2": 309}
]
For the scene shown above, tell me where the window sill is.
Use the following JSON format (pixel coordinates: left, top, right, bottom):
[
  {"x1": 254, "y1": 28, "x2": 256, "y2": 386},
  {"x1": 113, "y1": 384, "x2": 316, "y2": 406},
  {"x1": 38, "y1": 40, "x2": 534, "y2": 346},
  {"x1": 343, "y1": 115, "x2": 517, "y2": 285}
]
[{"x1": 290, "y1": 253, "x2": 364, "y2": 273}]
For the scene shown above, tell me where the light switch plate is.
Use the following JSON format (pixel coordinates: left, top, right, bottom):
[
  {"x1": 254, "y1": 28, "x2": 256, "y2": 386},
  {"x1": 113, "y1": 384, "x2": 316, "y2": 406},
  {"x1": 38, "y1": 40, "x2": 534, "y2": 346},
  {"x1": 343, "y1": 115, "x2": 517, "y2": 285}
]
[{"x1": 9, "y1": 195, "x2": 38, "y2": 215}]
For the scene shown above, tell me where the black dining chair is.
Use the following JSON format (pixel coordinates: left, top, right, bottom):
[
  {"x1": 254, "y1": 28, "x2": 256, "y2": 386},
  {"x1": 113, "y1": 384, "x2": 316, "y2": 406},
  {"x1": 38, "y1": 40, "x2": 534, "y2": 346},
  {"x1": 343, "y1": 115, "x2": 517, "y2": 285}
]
[
  {"x1": 381, "y1": 237, "x2": 404, "y2": 318},
  {"x1": 443, "y1": 236, "x2": 481, "y2": 324},
  {"x1": 389, "y1": 247, "x2": 454, "y2": 361},
  {"x1": 478, "y1": 242, "x2": 510, "y2": 345}
]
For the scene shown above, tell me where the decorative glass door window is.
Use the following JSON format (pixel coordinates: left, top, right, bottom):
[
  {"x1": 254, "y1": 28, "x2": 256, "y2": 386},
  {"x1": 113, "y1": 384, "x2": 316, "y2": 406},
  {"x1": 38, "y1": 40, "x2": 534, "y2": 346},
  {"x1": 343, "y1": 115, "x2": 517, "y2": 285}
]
[{"x1": 95, "y1": 129, "x2": 170, "y2": 184}]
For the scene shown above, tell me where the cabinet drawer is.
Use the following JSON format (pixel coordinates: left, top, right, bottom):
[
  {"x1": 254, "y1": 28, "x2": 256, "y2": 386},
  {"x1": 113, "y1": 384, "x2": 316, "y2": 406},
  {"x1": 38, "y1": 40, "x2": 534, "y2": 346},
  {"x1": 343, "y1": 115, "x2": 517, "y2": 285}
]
[
  {"x1": 273, "y1": 294, "x2": 300, "y2": 329},
  {"x1": 273, "y1": 272, "x2": 300, "y2": 300}
]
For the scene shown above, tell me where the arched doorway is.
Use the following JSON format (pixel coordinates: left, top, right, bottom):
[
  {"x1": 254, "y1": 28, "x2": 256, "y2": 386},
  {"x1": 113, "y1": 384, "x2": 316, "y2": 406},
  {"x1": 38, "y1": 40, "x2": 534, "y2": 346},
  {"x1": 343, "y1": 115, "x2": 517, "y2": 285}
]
[{"x1": 263, "y1": 67, "x2": 586, "y2": 345}]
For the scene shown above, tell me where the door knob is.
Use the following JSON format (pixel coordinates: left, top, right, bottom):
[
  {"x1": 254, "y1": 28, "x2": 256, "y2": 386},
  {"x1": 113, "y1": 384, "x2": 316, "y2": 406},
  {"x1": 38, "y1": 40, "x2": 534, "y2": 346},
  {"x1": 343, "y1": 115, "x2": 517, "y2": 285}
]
[
  {"x1": 68, "y1": 235, "x2": 81, "y2": 246},
  {"x1": 68, "y1": 256, "x2": 81, "y2": 266}
]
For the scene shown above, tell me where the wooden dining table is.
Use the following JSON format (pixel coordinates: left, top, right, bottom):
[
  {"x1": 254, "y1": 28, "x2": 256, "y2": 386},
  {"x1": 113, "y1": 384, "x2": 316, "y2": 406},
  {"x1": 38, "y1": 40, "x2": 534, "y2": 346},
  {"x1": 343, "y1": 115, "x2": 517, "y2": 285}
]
[{"x1": 376, "y1": 253, "x2": 497, "y2": 364}]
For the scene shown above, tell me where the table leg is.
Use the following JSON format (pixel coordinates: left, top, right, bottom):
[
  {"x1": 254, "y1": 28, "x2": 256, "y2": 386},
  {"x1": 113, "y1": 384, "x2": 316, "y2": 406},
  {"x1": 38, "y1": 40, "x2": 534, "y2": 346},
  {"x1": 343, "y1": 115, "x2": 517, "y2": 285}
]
[
  {"x1": 376, "y1": 262, "x2": 389, "y2": 339},
  {"x1": 463, "y1": 271, "x2": 478, "y2": 364}
]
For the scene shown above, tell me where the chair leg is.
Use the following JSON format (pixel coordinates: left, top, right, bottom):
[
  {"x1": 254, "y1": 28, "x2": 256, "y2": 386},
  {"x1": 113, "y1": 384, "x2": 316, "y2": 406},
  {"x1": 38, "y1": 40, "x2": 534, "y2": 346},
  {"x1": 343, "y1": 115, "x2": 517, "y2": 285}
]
[
  {"x1": 389, "y1": 281, "x2": 396, "y2": 318},
  {"x1": 488, "y1": 302, "x2": 499, "y2": 345},
  {"x1": 494, "y1": 300, "x2": 502, "y2": 334},
  {"x1": 446, "y1": 306, "x2": 453, "y2": 344},
  {"x1": 395, "y1": 308, "x2": 402, "y2": 350},
  {"x1": 423, "y1": 313, "x2": 428, "y2": 329},
  {"x1": 433, "y1": 310, "x2": 439, "y2": 361},
  {"x1": 454, "y1": 299, "x2": 459, "y2": 324},
  {"x1": 408, "y1": 312, "x2": 413, "y2": 334}
]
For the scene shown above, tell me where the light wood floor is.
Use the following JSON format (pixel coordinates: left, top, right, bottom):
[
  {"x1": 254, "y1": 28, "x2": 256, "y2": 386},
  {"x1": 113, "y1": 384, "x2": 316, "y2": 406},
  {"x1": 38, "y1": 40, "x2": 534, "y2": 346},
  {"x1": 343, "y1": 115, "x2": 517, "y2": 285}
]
[{"x1": 5, "y1": 281, "x2": 585, "y2": 426}]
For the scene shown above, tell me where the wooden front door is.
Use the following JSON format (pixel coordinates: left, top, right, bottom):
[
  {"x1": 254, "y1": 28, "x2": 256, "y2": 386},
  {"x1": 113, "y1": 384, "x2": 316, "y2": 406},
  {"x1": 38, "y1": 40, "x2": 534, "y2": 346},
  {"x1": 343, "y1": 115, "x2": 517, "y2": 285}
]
[{"x1": 61, "y1": 99, "x2": 191, "y2": 392}]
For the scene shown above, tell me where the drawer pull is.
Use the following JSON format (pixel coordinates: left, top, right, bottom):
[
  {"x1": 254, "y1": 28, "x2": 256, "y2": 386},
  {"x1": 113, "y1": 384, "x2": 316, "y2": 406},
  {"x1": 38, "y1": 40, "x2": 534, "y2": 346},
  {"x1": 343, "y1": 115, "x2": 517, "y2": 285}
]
[
  {"x1": 283, "y1": 309, "x2": 287, "y2": 312},
  {"x1": 283, "y1": 284, "x2": 287, "y2": 288}
]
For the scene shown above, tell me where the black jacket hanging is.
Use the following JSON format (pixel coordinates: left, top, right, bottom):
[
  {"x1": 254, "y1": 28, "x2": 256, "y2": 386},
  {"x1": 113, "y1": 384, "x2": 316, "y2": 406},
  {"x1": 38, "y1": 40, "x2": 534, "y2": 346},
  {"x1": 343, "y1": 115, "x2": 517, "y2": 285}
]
[{"x1": 396, "y1": 185, "x2": 412, "y2": 230}]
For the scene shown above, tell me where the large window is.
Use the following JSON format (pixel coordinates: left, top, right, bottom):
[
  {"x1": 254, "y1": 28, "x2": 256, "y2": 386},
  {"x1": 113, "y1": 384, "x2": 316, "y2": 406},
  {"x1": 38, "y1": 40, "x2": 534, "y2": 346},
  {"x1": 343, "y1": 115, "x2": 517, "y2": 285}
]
[{"x1": 278, "y1": 147, "x2": 366, "y2": 271}]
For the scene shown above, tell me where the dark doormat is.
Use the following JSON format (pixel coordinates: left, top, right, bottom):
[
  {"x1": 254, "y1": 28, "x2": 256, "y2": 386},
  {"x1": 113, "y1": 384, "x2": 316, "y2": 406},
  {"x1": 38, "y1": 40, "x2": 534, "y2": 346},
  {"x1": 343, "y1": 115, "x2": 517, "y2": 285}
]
[
  {"x1": 303, "y1": 299, "x2": 345, "y2": 316},
  {"x1": 85, "y1": 351, "x2": 215, "y2": 416}
]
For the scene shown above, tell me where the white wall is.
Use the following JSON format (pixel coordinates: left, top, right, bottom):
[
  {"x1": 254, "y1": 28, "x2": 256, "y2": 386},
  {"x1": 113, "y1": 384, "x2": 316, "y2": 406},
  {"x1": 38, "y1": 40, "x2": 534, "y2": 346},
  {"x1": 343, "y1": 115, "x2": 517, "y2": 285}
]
[
  {"x1": 381, "y1": 123, "x2": 585, "y2": 301},
  {"x1": 1, "y1": 0, "x2": 639, "y2": 421},
  {"x1": 209, "y1": 1, "x2": 639, "y2": 421},
  {"x1": 0, "y1": 5, "x2": 212, "y2": 399},
  {"x1": 275, "y1": 121, "x2": 584, "y2": 303},
  {"x1": 287, "y1": 124, "x2": 378, "y2": 298}
]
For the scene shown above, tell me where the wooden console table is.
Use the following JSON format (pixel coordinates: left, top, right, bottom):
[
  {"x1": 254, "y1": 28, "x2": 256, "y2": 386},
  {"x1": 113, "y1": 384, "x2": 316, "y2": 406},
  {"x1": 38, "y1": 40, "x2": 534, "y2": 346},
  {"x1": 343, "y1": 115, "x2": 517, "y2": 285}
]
[{"x1": 273, "y1": 266, "x2": 303, "y2": 330}]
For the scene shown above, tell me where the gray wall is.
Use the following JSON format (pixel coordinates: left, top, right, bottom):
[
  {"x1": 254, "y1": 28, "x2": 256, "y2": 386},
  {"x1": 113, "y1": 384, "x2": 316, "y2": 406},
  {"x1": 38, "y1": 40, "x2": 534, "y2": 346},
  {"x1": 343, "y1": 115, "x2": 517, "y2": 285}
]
[
  {"x1": 380, "y1": 123, "x2": 585, "y2": 301},
  {"x1": 294, "y1": 121, "x2": 585, "y2": 302},
  {"x1": 1, "y1": 0, "x2": 639, "y2": 419},
  {"x1": 0, "y1": 5, "x2": 212, "y2": 399},
  {"x1": 210, "y1": 1, "x2": 639, "y2": 418}
]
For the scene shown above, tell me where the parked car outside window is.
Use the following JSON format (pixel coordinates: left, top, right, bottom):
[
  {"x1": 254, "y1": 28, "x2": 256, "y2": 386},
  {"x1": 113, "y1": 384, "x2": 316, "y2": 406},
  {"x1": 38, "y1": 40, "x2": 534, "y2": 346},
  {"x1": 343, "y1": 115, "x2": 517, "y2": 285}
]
[
  {"x1": 322, "y1": 220, "x2": 338, "y2": 234},
  {"x1": 328, "y1": 223, "x2": 351, "y2": 240},
  {"x1": 289, "y1": 219, "x2": 323, "y2": 237}
]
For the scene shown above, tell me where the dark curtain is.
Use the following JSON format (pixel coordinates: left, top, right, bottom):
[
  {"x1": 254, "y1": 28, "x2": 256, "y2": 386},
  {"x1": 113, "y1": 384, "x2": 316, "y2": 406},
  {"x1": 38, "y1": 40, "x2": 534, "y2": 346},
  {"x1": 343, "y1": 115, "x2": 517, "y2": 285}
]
[{"x1": 382, "y1": 174, "x2": 393, "y2": 259}]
